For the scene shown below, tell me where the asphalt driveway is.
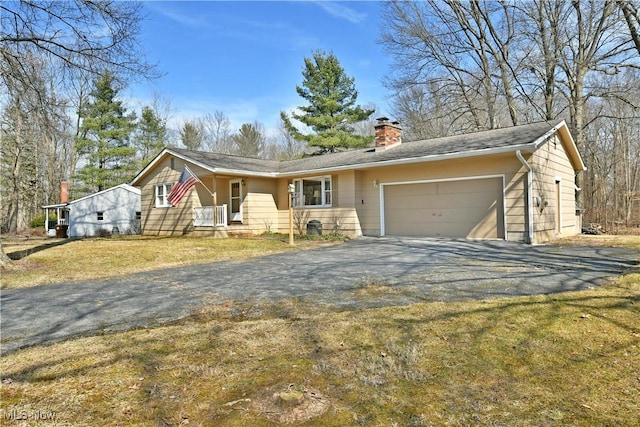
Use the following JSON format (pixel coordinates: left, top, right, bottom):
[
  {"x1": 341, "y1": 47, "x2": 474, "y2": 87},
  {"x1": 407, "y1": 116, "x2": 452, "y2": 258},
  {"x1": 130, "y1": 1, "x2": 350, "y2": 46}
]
[{"x1": 1, "y1": 237, "x2": 637, "y2": 354}]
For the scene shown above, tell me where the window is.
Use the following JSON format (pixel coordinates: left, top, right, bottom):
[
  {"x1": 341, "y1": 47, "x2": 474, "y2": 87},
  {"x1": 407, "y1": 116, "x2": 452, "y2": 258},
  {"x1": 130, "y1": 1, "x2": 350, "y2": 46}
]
[
  {"x1": 97, "y1": 212, "x2": 104, "y2": 221},
  {"x1": 156, "y1": 183, "x2": 172, "y2": 207},
  {"x1": 135, "y1": 211, "x2": 141, "y2": 220},
  {"x1": 292, "y1": 176, "x2": 332, "y2": 207}
]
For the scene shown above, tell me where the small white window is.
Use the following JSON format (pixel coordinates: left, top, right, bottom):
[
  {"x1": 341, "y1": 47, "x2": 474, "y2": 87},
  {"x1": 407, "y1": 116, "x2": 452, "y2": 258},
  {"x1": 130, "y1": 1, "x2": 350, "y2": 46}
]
[
  {"x1": 292, "y1": 176, "x2": 332, "y2": 208},
  {"x1": 155, "y1": 183, "x2": 172, "y2": 208},
  {"x1": 97, "y1": 212, "x2": 104, "y2": 221}
]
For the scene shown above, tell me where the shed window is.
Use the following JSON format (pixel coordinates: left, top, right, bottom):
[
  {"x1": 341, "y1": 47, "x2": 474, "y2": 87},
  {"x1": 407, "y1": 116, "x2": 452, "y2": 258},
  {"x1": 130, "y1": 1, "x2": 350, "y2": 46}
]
[
  {"x1": 156, "y1": 183, "x2": 172, "y2": 208},
  {"x1": 97, "y1": 212, "x2": 104, "y2": 221},
  {"x1": 135, "y1": 211, "x2": 141, "y2": 220},
  {"x1": 292, "y1": 176, "x2": 332, "y2": 208}
]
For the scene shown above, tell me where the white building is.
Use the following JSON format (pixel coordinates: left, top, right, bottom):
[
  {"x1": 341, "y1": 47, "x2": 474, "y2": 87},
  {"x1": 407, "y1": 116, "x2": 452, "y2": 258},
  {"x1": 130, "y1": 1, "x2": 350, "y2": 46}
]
[{"x1": 43, "y1": 184, "x2": 141, "y2": 238}]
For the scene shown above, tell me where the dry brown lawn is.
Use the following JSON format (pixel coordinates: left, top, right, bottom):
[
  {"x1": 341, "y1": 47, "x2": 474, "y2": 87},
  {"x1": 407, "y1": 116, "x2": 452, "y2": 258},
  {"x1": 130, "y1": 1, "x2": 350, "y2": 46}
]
[
  {"x1": 1, "y1": 235, "x2": 638, "y2": 425},
  {"x1": 0, "y1": 235, "x2": 326, "y2": 289}
]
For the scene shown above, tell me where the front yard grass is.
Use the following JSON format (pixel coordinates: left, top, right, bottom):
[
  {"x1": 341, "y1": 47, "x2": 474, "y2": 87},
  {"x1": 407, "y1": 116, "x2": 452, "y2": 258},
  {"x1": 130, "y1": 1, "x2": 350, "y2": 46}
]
[
  {"x1": 1, "y1": 277, "x2": 638, "y2": 426},
  {"x1": 1, "y1": 234, "x2": 638, "y2": 425},
  {"x1": 1, "y1": 236, "x2": 325, "y2": 289}
]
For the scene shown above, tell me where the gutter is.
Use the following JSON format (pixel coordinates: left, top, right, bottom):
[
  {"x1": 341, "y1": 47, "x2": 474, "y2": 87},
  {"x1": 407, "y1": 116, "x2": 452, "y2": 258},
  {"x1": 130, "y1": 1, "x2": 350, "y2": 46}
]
[
  {"x1": 132, "y1": 144, "x2": 541, "y2": 185},
  {"x1": 516, "y1": 150, "x2": 534, "y2": 244},
  {"x1": 277, "y1": 143, "x2": 538, "y2": 177}
]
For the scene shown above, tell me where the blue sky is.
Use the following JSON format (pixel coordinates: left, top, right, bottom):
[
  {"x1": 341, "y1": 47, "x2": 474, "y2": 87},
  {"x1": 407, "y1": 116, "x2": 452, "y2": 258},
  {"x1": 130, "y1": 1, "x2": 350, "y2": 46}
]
[{"x1": 128, "y1": 1, "x2": 392, "y2": 134}]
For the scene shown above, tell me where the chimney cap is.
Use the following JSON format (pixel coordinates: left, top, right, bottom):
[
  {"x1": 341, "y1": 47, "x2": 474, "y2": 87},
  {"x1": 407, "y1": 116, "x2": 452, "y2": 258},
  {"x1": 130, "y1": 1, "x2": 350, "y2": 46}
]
[{"x1": 376, "y1": 116, "x2": 389, "y2": 123}]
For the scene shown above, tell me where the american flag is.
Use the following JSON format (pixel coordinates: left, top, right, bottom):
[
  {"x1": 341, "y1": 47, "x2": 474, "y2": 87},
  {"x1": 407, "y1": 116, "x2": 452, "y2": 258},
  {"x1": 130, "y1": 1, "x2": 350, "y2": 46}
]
[{"x1": 168, "y1": 166, "x2": 198, "y2": 206}]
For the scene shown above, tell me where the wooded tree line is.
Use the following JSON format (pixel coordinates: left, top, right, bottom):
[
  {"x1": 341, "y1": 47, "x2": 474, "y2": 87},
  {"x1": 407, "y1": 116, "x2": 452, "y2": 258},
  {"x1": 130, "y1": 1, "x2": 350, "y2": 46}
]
[
  {"x1": 1, "y1": 0, "x2": 156, "y2": 233},
  {"x1": 0, "y1": 1, "x2": 311, "y2": 233},
  {"x1": 1, "y1": 0, "x2": 639, "y2": 235},
  {"x1": 381, "y1": 0, "x2": 640, "y2": 228}
]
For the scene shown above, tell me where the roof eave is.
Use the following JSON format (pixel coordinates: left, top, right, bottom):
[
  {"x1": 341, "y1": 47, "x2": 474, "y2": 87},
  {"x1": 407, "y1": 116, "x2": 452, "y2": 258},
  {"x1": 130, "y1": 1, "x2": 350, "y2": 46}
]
[
  {"x1": 532, "y1": 120, "x2": 586, "y2": 172},
  {"x1": 130, "y1": 148, "x2": 278, "y2": 185},
  {"x1": 130, "y1": 148, "x2": 171, "y2": 186},
  {"x1": 277, "y1": 143, "x2": 536, "y2": 177}
]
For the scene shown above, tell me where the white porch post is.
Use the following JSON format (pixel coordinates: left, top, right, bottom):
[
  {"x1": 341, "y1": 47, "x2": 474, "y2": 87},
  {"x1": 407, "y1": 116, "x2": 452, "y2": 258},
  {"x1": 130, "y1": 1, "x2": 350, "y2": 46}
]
[{"x1": 212, "y1": 177, "x2": 217, "y2": 228}]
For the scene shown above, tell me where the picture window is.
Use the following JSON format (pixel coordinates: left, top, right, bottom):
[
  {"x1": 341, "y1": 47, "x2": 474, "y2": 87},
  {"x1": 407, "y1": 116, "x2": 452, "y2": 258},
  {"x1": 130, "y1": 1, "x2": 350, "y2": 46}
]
[{"x1": 291, "y1": 176, "x2": 332, "y2": 208}]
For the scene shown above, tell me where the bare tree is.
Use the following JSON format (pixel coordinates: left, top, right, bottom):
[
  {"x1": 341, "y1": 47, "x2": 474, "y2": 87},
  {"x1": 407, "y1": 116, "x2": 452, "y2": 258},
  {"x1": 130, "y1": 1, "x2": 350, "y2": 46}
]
[
  {"x1": 0, "y1": 0, "x2": 157, "y2": 266},
  {"x1": 351, "y1": 103, "x2": 380, "y2": 137},
  {"x1": 391, "y1": 83, "x2": 452, "y2": 140},
  {"x1": 201, "y1": 111, "x2": 233, "y2": 154},
  {"x1": 617, "y1": 0, "x2": 640, "y2": 55},
  {"x1": 275, "y1": 116, "x2": 306, "y2": 160},
  {"x1": 557, "y1": 0, "x2": 638, "y2": 208},
  {"x1": 0, "y1": 52, "x2": 71, "y2": 233},
  {"x1": 381, "y1": 0, "x2": 640, "y2": 227},
  {"x1": 516, "y1": 0, "x2": 568, "y2": 121},
  {"x1": 381, "y1": 0, "x2": 526, "y2": 134},
  {"x1": 1, "y1": 1, "x2": 156, "y2": 80}
]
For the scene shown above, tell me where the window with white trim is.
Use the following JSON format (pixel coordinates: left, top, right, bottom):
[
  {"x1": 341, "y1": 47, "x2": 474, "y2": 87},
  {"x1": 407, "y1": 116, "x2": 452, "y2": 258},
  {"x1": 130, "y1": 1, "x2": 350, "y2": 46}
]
[
  {"x1": 155, "y1": 183, "x2": 172, "y2": 208},
  {"x1": 292, "y1": 176, "x2": 332, "y2": 208}
]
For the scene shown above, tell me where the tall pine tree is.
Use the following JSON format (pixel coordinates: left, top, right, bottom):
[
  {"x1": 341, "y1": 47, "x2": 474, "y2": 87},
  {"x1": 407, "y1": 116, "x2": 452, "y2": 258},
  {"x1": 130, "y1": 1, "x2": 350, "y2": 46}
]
[
  {"x1": 134, "y1": 106, "x2": 166, "y2": 164},
  {"x1": 231, "y1": 122, "x2": 264, "y2": 157},
  {"x1": 75, "y1": 72, "x2": 136, "y2": 193},
  {"x1": 281, "y1": 51, "x2": 375, "y2": 153},
  {"x1": 180, "y1": 120, "x2": 203, "y2": 150}
]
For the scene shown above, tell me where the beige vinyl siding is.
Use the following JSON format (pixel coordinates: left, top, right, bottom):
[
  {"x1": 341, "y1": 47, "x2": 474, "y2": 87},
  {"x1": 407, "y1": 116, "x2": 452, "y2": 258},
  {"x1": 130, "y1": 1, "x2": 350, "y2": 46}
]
[
  {"x1": 245, "y1": 178, "x2": 279, "y2": 233},
  {"x1": 354, "y1": 169, "x2": 381, "y2": 236},
  {"x1": 353, "y1": 153, "x2": 527, "y2": 241},
  {"x1": 139, "y1": 157, "x2": 197, "y2": 236},
  {"x1": 193, "y1": 175, "x2": 215, "y2": 208},
  {"x1": 275, "y1": 208, "x2": 362, "y2": 236},
  {"x1": 273, "y1": 171, "x2": 363, "y2": 237},
  {"x1": 532, "y1": 134, "x2": 579, "y2": 241}
]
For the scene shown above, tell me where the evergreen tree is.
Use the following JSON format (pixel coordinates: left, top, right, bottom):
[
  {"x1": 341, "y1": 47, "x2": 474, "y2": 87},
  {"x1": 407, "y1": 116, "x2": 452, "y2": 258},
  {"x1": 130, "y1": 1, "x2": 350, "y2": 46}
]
[
  {"x1": 75, "y1": 72, "x2": 136, "y2": 192},
  {"x1": 180, "y1": 120, "x2": 203, "y2": 150},
  {"x1": 281, "y1": 51, "x2": 375, "y2": 153},
  {"x1": 231, "y1": 122, "x2": 264, "y2": 157},
  {"x1": 135, "y1": 106, "x2": 166, "y2": 164}
]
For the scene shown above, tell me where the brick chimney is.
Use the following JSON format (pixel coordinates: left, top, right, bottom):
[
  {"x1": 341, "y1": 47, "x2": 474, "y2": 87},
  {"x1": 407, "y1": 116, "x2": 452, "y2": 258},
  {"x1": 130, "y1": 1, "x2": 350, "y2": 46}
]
[
  {"x1": 374, "y1": 117, "x2": 402, "y2": 152},
  {"x1": 60, "y1": 181, "x2": 69, "y2": 204}
]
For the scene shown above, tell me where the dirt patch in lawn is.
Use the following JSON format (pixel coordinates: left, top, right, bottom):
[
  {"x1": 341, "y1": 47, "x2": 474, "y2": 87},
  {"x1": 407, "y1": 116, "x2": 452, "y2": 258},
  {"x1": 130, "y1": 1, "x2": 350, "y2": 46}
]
[{"x1": 248, "y1": 383, "x2": 331, "y2": 424}]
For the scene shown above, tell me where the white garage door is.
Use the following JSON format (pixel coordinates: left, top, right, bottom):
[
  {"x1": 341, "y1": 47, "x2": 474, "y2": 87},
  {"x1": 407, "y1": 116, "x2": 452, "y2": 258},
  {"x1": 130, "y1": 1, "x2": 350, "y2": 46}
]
[{"x1": 383, "y1": 178, "x2": 504, "y2": 238}]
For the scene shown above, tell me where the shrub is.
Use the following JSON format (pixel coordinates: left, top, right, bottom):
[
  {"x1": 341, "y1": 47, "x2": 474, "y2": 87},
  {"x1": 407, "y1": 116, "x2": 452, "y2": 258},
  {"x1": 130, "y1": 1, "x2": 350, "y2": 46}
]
[{"x1": 30, "y1": 213, "x2": 56, "y2": 228}]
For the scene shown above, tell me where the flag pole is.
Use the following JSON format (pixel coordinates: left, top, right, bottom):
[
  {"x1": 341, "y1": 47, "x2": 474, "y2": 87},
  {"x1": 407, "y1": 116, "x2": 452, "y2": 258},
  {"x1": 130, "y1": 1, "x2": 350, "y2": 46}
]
[
  {"x1": 184, "y1": 165, "x2": 214, "y2": 197},
  {"x1": 184, "y1": 165, "x2": 217, "y2": 228}
]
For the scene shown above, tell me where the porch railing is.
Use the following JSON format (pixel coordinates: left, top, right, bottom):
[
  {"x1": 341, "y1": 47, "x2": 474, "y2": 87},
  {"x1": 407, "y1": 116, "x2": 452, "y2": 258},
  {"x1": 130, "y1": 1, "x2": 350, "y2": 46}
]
[
  {"x1": 46, "y1": 218, "x2": 68, "y2": 230},
  {"x1": 193, "y1": 205, "x2": 227, "y2": 227}
]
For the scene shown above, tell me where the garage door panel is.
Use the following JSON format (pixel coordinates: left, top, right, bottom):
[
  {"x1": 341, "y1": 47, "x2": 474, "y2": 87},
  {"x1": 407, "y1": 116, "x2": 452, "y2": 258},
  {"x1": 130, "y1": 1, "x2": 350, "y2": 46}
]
[
  {"x1": 385, "y1": 207, "x2": 498, "y2": 222},
  {"x1": 384, "y1": 178, "x2": 504, "y2": 238},
  {"x1": 428, "y1": 193, "x2": 499, "y2": 209}
]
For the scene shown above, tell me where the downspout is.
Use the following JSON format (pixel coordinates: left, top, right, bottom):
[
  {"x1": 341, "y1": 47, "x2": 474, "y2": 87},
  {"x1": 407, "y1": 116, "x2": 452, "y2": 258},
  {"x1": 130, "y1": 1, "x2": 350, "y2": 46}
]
[{"x1": 516, "y1": 150, "x2": 534, "y2": 244}]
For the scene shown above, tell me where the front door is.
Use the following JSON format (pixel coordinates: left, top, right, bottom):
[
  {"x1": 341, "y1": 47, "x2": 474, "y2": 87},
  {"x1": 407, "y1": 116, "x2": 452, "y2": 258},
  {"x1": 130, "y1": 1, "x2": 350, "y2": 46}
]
[{"x1": 230, "y1": 180, "x2": 242, "y2": 222}]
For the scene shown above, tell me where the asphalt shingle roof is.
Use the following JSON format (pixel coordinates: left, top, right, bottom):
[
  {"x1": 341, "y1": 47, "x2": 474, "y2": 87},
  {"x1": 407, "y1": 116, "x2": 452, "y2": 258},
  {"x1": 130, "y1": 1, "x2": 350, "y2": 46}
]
[{"x1": 169, "y1": 120, "x2": 563, "y2": 176}]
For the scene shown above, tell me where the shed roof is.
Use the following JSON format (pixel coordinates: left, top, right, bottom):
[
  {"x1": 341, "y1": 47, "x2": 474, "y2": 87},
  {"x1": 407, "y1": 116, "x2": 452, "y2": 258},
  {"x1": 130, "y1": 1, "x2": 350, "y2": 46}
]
[{"x1": 42, "y1": 184, "x2": 140, "y2": 209}]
